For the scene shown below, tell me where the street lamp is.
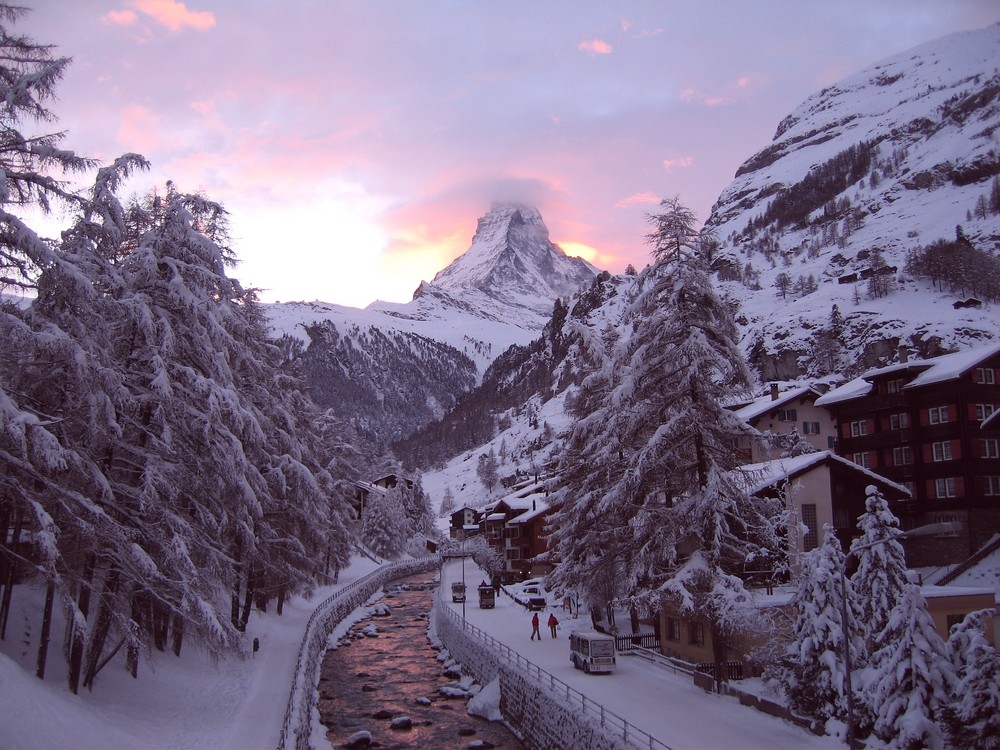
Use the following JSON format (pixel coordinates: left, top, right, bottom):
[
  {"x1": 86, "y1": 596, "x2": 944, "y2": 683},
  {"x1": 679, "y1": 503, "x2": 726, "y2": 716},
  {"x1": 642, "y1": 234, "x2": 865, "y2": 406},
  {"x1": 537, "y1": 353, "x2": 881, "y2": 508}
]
[
  {"x1": 461, "y1": 536, "x2": 467, "y2": 627},
  {"x1": 838, "y1": 521, "x2": 961, "y2": 749}
]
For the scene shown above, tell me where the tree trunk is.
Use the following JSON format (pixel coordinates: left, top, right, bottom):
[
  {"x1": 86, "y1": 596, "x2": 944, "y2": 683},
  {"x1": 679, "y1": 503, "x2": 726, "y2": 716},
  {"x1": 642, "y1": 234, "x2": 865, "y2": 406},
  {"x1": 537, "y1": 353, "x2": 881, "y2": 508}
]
[
  {"x1": 238, "y1": 566, "x2": 255, "y2": 632},
  {"x1": 83, "y1": 569, "x2": 121, "y2": 691},
  {"x1": 276, "y1": 586, "x2": 285, "y2": 617},
  {"x1": 0, "y1": 508, "x2": 24, "y2": 640},
  {"x1": 68, "y1": 555, "x2": 95, "y2": 694},
  {"x1": 711, "y1": 623, "x2": 727, "y2": 693},
  {"x1": 629, "y1": 605, "x2": 640, "y2": 635},
  {"x1": 171, "y1": 614, "x2": 183, "y2": 657},
  {"x1": 126, "y1": 594, "x2": 141, "y2": 679},
  {"x1": 35, "y1": 581, "x2": 55, "y2": 680}
]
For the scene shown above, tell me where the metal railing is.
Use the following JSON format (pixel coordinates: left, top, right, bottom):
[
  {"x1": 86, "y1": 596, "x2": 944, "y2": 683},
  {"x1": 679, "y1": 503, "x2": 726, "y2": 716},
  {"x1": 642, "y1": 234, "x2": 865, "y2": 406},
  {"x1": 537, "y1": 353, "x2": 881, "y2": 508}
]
[
  {"x1": 435, "y1": 584, "x2": 675, "y2": 750},
  {"x1": 276, "y1": 557, "x2": 439, "y2": 750}
]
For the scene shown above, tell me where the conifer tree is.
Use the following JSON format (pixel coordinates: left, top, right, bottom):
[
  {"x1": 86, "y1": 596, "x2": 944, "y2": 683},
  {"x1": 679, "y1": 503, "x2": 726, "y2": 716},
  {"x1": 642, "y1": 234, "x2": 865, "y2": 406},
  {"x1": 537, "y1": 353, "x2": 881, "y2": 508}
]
[
  {"x1": 550, "y1": 197, "x2": 781, "y2": 687},
  {"x1": 779, "y1": 527, "x2": 861, "y2": 725},
  {"x1": 867, "y1": 580, "x2": 954, "y2": 750},
  {"x1": 943, "y1": 610, "x2": 1000, "y2": 748}
]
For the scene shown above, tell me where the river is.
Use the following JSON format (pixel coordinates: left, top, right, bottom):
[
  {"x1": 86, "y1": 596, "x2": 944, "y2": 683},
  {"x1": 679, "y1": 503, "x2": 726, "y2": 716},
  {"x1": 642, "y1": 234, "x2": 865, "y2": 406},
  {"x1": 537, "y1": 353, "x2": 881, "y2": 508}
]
[{"x1": 316, "y1": 572, "x2": 524, "y2": 749}]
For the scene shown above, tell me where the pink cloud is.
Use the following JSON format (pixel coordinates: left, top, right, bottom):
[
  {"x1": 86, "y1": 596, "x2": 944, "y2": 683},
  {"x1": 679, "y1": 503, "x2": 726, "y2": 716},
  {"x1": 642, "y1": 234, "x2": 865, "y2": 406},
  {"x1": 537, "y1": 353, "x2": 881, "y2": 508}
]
[
  {"x1": 662, "y1": 156, "x2": 694, "y2": 172},
  {"x1": 102, "y1": 9, "x2": 138, "y2": 26},
  {"x1": 614, "y1": 192, "x2": 660, "y2": 208},
  {"x1": 578, "y1": 39, "x2": 613, "y2": 56},
  {"x1": 116, "y1": 104, "x2": 164, "y2": 153},
  {"x1": 130, "y1": 0, "x2": 215, "y2": 31}
]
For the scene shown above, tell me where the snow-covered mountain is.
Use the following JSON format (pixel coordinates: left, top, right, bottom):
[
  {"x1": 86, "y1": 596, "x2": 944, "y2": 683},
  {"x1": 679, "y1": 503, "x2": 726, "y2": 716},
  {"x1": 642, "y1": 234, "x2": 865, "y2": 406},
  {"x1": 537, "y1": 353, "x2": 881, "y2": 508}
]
[
  {"x1": 428, "y1": 203, "x2": 599, "y2": 323},
  {"x1": 417, "y1": 22, "x2": 1000, "y2": 509},
  {"x1": 264, "y1": 203, "x2": 600, "y2": 446},
  {"x1": 707, "y1": 22, "x2": 1000, "y2": 380}
]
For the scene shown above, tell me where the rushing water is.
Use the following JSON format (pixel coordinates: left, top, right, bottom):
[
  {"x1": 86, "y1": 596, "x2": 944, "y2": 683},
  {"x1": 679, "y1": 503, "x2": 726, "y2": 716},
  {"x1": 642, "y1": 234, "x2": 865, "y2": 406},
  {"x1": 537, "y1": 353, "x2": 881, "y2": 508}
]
[{"x1": 317, "y1": 573, "x2": 524, "y2": 749}]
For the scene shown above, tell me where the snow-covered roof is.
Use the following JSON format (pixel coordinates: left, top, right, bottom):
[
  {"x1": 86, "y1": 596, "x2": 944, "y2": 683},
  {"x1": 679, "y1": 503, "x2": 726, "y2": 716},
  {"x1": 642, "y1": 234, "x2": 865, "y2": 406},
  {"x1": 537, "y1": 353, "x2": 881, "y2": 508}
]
[
  {"x1": 816, "y1": 342, "x2": 1000, "y2": 407},
  {"x1": 508, "y1": 501, "x2": 552, "y2": 525},
  {"x1": 732, "y1": 385, "x2": 820, "y2": 422},
  {"x1": 737, "y1": 450, "x2": 911, "y2": 497},
  {"x1": 485, "y1": 512, "x2": 506, "y2": 521}
]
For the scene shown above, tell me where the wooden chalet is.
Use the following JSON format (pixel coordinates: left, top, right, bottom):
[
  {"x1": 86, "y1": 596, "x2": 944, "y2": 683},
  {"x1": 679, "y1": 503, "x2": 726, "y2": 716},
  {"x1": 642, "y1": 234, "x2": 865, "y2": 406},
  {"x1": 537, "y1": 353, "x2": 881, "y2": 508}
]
[{"x1": 816, "y1": 342, "x2": 1000, "y2": 565}]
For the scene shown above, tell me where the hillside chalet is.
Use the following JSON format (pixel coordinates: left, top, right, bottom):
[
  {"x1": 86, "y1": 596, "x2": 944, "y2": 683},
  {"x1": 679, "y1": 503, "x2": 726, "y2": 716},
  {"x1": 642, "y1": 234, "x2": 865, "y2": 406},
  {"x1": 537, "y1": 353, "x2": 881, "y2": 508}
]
[{"x1": 816, "y1": 342, "x2": 1000, "y2": 565}]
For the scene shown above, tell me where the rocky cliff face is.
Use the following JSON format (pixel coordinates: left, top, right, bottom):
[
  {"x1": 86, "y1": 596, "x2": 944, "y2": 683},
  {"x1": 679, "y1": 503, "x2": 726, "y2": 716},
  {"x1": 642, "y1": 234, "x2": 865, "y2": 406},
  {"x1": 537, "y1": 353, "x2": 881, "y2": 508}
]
[{"x1": 705, "y1": 22, "x2": 1000, "y2": 381}]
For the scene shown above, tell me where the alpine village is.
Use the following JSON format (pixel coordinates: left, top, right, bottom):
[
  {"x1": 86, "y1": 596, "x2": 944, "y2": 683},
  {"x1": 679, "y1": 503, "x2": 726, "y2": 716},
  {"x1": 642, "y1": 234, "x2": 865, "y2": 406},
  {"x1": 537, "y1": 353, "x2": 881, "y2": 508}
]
[{"x1": 2, "y1": 6, "x2": 1000, "y2": 750}]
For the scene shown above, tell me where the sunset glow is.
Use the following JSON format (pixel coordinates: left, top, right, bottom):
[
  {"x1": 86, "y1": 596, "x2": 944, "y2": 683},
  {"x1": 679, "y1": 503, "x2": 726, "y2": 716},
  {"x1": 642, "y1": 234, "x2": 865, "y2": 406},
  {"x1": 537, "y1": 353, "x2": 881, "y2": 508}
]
[{"x1": 19, "y1": 0, "x2": 1000, "y2": 308}]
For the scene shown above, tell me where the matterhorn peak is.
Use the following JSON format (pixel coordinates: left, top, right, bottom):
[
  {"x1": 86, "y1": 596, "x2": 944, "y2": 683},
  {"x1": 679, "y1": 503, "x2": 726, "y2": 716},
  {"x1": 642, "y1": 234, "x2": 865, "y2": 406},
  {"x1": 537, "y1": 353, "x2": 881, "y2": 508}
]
[{"x1": 428, "y1": 202, "x2": 599, "y2": 314}]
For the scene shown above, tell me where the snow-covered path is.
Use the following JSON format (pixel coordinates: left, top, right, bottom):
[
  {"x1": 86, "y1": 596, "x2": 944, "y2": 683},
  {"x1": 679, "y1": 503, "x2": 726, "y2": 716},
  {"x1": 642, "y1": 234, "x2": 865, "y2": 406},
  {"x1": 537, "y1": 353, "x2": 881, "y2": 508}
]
[{"x1": 439, "y1": 560, "x2": 843, "y2": 750}]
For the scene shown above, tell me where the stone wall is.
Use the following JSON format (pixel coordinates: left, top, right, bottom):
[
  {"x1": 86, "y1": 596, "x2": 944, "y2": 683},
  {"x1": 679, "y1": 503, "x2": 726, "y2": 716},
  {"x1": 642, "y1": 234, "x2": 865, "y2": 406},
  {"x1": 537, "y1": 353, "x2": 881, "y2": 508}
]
[{"x1": 435, "y1": 604, "x2": 630, "y2": 750}]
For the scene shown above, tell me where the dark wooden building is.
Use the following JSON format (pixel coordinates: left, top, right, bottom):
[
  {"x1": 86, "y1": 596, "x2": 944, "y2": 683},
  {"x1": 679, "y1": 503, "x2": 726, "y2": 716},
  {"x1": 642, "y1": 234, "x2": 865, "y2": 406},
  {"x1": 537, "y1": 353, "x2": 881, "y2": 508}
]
[{"x1": 816, "y1": 343, "x2": 1000, "y2": 565}]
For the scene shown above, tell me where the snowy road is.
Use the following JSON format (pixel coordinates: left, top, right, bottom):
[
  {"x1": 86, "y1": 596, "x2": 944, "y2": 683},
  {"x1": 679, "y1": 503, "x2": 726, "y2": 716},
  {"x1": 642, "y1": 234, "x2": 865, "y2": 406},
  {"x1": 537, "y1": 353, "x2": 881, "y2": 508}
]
[{"x1": 439, "y1": 560, "x2": 843, "y2": 750}]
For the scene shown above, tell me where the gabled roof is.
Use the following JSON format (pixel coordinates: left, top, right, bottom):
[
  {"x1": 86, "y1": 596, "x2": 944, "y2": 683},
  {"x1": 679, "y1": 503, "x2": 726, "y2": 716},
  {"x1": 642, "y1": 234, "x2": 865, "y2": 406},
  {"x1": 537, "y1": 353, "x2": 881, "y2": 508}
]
[
  {"x1": 508, "y1": 500, "x2": 553, "y2": 525},
  {"x1": 737, "y1": 450, "x2": 911, "y2": 497},
  {"x1": 815, "y1": 341, "x2": 1000, "y2": 407},
  {"x1": 732, "y1": 385, "x2": 822, "y2": 422}
]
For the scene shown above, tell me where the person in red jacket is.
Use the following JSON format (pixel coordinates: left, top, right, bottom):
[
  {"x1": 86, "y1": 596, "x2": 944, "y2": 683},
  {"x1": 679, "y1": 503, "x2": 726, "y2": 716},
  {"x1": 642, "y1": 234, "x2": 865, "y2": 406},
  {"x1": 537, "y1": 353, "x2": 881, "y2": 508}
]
[
  {"x1": 547, "y1": 612, "x2": 559, "y2": 638},
  {"x1": 530, "y1": 612, "x2": 540, "y2": 640}
]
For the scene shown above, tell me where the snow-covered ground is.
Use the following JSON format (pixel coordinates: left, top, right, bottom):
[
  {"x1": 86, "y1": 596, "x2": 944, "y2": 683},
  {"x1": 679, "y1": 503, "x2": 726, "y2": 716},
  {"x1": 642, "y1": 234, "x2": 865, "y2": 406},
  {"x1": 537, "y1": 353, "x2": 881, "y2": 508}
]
[
  {"x1": 437, "y1": 559, "x2": 843, "y2": 750},
  {"x1": 0, "y1": 557, "x2": 385, "y2": 750},
  {"x1": 3, "y1": 551, "x2": 840, "y2": 750}
]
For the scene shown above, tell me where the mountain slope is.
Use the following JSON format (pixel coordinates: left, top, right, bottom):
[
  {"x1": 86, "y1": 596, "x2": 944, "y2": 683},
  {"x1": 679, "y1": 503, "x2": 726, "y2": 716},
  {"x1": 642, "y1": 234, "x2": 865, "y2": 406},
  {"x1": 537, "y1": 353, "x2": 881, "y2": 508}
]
[
  {"x1": 706, "y1": 22, "x2": 1000, "y2": 380},
  {"x1": 265, "y1": 203, "x2": 599, "y2": 446}
]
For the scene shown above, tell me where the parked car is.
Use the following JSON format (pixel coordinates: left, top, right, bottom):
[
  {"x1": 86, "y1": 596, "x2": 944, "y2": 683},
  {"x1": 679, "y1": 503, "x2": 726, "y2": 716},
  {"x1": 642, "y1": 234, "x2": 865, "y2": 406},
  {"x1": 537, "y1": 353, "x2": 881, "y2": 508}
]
[
  {"x1": 570, "y1": 631, "x2": 616, "y2": 674},
  {"x1": 527, "y1": 596, "x2": 546, "y2": 611}
]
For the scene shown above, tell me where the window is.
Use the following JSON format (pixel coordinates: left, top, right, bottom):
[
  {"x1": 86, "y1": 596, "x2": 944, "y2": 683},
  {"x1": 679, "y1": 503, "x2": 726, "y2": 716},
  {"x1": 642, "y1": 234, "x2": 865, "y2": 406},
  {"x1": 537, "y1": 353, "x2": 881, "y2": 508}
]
[
  {"x1": 666, "y1": 618, "x2": 681, "y2": 641},
  {"x1": 777, "y1": 408, "x2": 797, "y2": 422},
  {"x1": 850, "y1": 420, "x2": 868, "y2": 437},
  {"x1": 935, "y1": 477, "x2": 957, "y2": 499},
  {"x1": 688, "y1": 621, "x2": 705, "y2": 646},
  {"x1": 976, "y1": 367, "x2": 996, "y2": 385},
  {"x1": 932, "y1": 441, "x2": 953, "y2": 462},
  {"x1": 928, "y1": 406, "x2": 950, "y2": 424},
  {"x1": 985, "y1": 476, "x2": 1000, "y2": 496},
  {"x1": 930, "y1": 512, "x2": 960, "y2": 537},
  {"x1": 889, "y1": 412, "x2": 910, "y2": 430},
  {"x1": 506, "y1": 548, "x2": 520, "y2": 560},
  {"x1": 886, "y1": 378, "x2": 904, "y2": 394},
  {"x1": 828, "y1": 436, "x2": 837, "y2": 450},
  {"x1": 975, "y1": 404, "x2": 996, "y2": 422},
  {"x1": 946, "y1": 614, "x2": 968, "y2": 632},
  {"x1": 801, "y1": 504, "x2": 818, "y2": 552},
  {"x1": 902, "y1": 481, "x2": 915, "y2": 498},
  {"x1": 983, "y1": 439, "x2": 1000, "y2": 459},
  {"x1": 852, "y1": 452, "x2": 871, "y2": 469},
  {"x1": 893, "y1": 446, "x2": 913, "y2": 466},
  {"x1": 802, "y1": 421, "x2": 821, "y2": 435}
]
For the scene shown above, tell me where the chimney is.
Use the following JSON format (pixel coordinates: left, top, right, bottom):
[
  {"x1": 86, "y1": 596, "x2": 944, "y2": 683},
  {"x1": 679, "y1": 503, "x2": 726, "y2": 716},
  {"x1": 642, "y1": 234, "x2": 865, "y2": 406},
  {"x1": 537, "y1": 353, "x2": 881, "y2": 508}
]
[
  {"x1": 770, "y1": 383, "x2": 779, "y2": 401},
  {"x1": 899, "y1": 345, "x2": 909, "y2": 363}
]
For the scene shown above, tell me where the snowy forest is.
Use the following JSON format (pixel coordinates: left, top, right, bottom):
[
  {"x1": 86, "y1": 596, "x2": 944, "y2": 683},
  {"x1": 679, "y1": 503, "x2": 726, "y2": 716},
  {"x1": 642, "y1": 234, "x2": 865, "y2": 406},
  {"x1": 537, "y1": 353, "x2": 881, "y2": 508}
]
[{"x1": 0, "y1": 5, "x2": 434, "y2": 693}]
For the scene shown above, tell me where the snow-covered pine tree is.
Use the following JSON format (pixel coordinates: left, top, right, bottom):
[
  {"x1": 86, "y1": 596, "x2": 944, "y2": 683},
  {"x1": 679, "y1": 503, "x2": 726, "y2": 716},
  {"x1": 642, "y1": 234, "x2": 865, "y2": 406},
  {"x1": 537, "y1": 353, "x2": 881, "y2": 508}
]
[
  {"x1": 778, "y1": 526, "x2": 862, "y2": 727},
  {"x1": 360, "y1": 486, "x2": 410, "y2": 559},
  {"x1": 849, "y1": 485, "x2": 909, "y2": 648},
  {"x1": 867, "y1": 578, "x2": 954, "y2": 750},
  {"x1": 942, "y1": 609, "x2": 1000, "y2": 748},
  {"x1": 549, "y1": 197, "x2": 782, "y2": 687},
  {"x1": 439, "y1": 486, "x2": 456, "y2": 517}
]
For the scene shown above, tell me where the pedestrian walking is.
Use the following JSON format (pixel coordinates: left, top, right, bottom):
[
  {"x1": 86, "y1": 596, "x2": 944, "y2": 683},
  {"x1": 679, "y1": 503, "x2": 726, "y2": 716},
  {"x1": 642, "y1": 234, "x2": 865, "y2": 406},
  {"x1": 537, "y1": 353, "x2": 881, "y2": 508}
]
[
  {"x1": 548, "y1": 613, "x2": 559, "y2": 638},
  {"x1": 530, "y1": 612, "x2": 541, "y2": 640}
]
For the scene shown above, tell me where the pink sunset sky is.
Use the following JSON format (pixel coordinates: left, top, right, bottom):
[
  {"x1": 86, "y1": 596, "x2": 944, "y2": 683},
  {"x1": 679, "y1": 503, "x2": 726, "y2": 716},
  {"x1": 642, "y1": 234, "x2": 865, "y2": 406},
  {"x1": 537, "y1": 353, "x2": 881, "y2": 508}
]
[{"x1": 19, "y1": 0, "x2": 1000, "y2": 308}]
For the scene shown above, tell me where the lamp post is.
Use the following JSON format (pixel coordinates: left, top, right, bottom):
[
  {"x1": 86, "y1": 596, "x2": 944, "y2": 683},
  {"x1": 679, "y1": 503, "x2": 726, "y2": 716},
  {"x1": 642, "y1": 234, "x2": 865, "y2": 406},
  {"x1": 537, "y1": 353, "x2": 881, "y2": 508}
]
[
  {"x1": 461, "y1": 536, "x2": 467, "y2": 627},
  {"x1": 838, "y1": 521, "x2": 961, "y2": 749}
]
